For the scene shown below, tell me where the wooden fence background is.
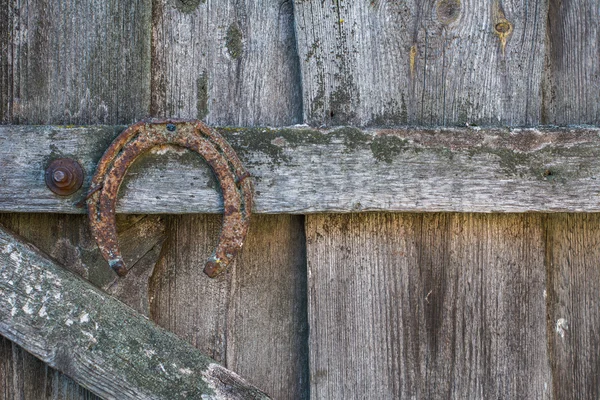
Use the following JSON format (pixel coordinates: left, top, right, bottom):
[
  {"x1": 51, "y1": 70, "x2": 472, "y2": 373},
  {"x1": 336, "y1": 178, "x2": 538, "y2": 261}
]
[{"x1": 1, "y1": 0, "x2": 600, "y2": 398}]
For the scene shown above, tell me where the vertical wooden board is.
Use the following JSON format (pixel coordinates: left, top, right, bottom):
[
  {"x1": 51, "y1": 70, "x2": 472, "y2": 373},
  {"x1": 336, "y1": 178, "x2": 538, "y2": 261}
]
[
  {"x1": 543, "y1": 1, "x2": 600, "y2": 124},
  {"x1": 149, "y1": 215, "x2": 231, "y2": 361},
  {"x1": 0, "y1": 340, "x2": 99, "y2": 400},
  {"x1": 0, "y1": 0, "x2": 10, "y2": 122},
  {"x1": 151, "y1": 0, "x2": 302, "y2": 126},
  {"x1": 227, "y1": 215, "x2": 309, "y2": 400},
  {"x1": 149, "y1": 0, "x2": 308, "y2": 396},
  {"x1": 294, "y1": 0, "x2": 547, "y2": 126},
  {"x1": 1, "y1": 0, "x2": 152, "y2": 396},
  {"x1": 0, "y1": 0, "x2": 151, "y2": 124},
  {"x1": 149, "y1": 215, "x2": 309, "y2": 398},
  {"x1": 306, "y1": 213, "x2": 551, "y2": 399},
  {"x1": 546, "y1": 214, "x2": 600, "y2": 399}
]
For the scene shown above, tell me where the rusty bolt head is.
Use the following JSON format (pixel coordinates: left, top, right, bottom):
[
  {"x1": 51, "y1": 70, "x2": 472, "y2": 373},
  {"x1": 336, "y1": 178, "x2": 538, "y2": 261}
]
[{"x1": 45, "y1": 158, "x2": 84, "y2": 196}]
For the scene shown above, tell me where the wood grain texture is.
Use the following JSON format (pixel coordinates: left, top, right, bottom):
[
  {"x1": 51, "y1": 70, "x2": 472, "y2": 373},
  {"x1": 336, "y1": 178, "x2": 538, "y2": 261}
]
[
  {"x1": 0, "y1": 214, "x2": 166, "y2": 315},
  {"x1": 148, "y1": 2, "x2": 308, "y2": 397},
  {"x1": 3, "y1": 125, "x2": 600, "y2": 213},
  {"x1": 0, "y1": 339, "x2": 98, "y2": 400},
  {"x1": 546, "y1": 214, "x2": 600, "y2": 399},
  {"x1": 0, "y1": 214, "x2": 165, "y2": 400},
  {"x1": 149, "y1": 215, "x2": 309, "y2": 399},
  {"x1": 293, "y1": 0, "x2": 547, "y2": 127},
  {"x1": 306, "y1": 213, "x2": 551, "y2": 399},
  {"x1": 0, "y1": 224, "x2": 270, "y2": 400},
  {"x1": 0, "y1": 0, "x2": 155, "y2": 397},
  {"x1": 226, "y1": 215, "x2": 308, "y2": 399},
  {"x1": 151, "y1": 0, "x2": 302, "y2": 126},
  {"x1": 149, "y1": 215, "x2": 231, "y2": 362},
  {"x1": 543, "y1": 0, "x2": 600, "y2": 124},
  {"x1": 0, "y1": 0, "x2": 151, "y2": 124}
]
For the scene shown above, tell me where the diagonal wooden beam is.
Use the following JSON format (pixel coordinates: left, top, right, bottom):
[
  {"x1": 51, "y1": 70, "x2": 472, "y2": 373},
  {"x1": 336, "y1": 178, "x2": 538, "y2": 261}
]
[
  {"x1": 0, "y1": 224, "x2": 270, "y2": 400},
  {"x1": 1, "y1": 125, "x2": 600, "y2": 213}
]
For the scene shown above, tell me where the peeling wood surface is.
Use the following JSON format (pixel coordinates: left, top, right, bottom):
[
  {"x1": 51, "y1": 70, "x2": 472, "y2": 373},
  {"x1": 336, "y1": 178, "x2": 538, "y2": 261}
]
[
  {"x1": 2, "y1": 125, "x2": 600, "y2": 213},
  {"x1": 293, "y1": 0, "x2": 547, "y2": 127},
  {"x1": 0, "y1": 223, "x2": 269, "y2": 400},
  {"x1": 306, "y1": 213, "x2": 552, "y2": 399}
]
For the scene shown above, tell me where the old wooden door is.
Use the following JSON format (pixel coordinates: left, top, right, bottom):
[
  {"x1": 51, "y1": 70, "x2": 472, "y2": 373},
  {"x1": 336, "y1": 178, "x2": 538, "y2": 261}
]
[{"x1": 1, "y1": 0, "x2": 599, "y2": 399}]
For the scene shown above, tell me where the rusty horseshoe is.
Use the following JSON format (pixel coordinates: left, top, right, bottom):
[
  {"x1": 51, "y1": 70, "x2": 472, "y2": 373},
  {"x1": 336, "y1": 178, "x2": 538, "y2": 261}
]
[{"x1": 87, "y1": 119, "x2": 253, "y2": 278}]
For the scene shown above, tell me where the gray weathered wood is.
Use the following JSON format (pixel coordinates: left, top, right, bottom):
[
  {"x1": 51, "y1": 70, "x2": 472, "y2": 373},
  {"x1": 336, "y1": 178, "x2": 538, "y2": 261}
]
[
  {"x1": 225, "y1": 215, "x2": 308, "y2": 399},
  {"x1": 149, "y1": 2, "x2": 308, "y2": 398},
  {"x1": 0, "y1": 170, "x2": 159, "y2": 394},
  {"x1": 0, "y1": 213, "x2": 164, "y2": 400},
  {"x1": 149, "y1": 215, "x2": 231, "y2": 362},
  {"x1": 543, "y1": 0, "x2": 600, "y2": 124},
  {"x1": 0, "y1": 0, "x2": 153, "y2": 394},
  {"x1": 293, "y1": 0, "x2": 547, "y2": 126},
  {"x1": 0, "y1": 193, "x2": 165, "y2": 400},
  {"x1": 2, "y1": 125, "x2": 600, "y2": 213},
  {"x1": 306, "y1": 213, "x2": 551, "y2": 399},
  {"x1": 149, "y1": 215, "x2": 309, "y2": 399},
  {"x1": 0, "y1": 338, "x2": 99, "y2": 400},
  {"x1": 0, "y1": 223, "x2": 270, "y2": 400},
  {"x1": 0, "y1": 214, "x2": 166, "y2": 316},
  {"x1": 546, "y1": 214, "x2": 600, "y2": 399},
  {"x1": 151, "y1": 0, "x2": 302, "y2": 126},
  {"x1": 0, "y1": 0, "x2": 151, "y2": 124}
]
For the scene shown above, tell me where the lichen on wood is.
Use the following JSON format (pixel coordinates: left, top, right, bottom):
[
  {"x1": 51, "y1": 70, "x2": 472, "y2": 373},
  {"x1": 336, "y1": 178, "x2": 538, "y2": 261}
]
[{"x1": 0, "y1": 224, "x2": 270, "y2": 400}]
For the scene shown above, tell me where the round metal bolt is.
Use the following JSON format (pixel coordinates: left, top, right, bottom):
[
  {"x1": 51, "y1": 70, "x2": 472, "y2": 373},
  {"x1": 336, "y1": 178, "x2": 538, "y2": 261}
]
[
  {"x1": 166, "y1": 123, "x2": 176, "y2": 132},
  {"x1": 53, "y1": 170, "x2": 67, "y2": 182},
  {"x1": 45, "y1": 158, "x2": 84, "y2": 196}
]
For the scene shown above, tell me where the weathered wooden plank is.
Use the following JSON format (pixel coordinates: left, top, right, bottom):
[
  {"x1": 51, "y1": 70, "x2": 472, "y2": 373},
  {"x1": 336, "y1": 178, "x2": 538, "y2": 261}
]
[
  {"x1": 149, "y1": 215, "x2": 231, "y2": 362},
  {"x1": 0, "y1": 0, "x2": 151, "y2": 124},
  {"x1": 226, "y1": 215, "x2": 308, "y2": 399},
  {"x1": 151, "y1": 0, "x2": 302, "y2": 126},
  {"x1": 543, "y1": 0, "x2": 600, "y2": 124},
  {"x1": 0, "y1": 0, "x2": 154, "y2": 397},
  {"x1": 2, "y1": 125, "x2": 600, "y2": 213},
  {"x1": 306, "y1": 213, "x2": 551, "y2": 399},
  {"x1": 546, "y1": 214, "x2": 600, "y2": 399},
  {"x1": 293, "y1": 0, "x2": 547, "y2": 126},
  {"x1": 149, "y1": 2, "x2": 308, "y2": 398},
  {"x1": 0, "y1": 338, "x2": 99, "y2": 400},
  {"x1": 0, "y1": 223, "x2": 270, "y2": 400},
  {"x1": 0, "y1": 213, "x2": 165, "y2": 400},
  {"x1": 0, "y1": 214, "x2": 166, "y2": 315},
  {"x1": 149, "y1": 215, "x2": 309, "y2": 399}
]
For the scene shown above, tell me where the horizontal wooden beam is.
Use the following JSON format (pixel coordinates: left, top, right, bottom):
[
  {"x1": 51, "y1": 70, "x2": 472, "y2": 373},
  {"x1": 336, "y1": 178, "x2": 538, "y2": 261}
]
[
  {"x1": 0, "y1": 224, "x2": 269, "y2": 400},
  {"x1": 1, "y1": 125, "x2": 600, "y2": 213}
]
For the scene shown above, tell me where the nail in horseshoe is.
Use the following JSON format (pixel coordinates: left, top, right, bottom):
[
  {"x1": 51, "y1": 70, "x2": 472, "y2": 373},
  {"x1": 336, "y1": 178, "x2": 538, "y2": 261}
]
[{"x1": 87, "y1": 120, "x2": 253, "y2": 278}]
